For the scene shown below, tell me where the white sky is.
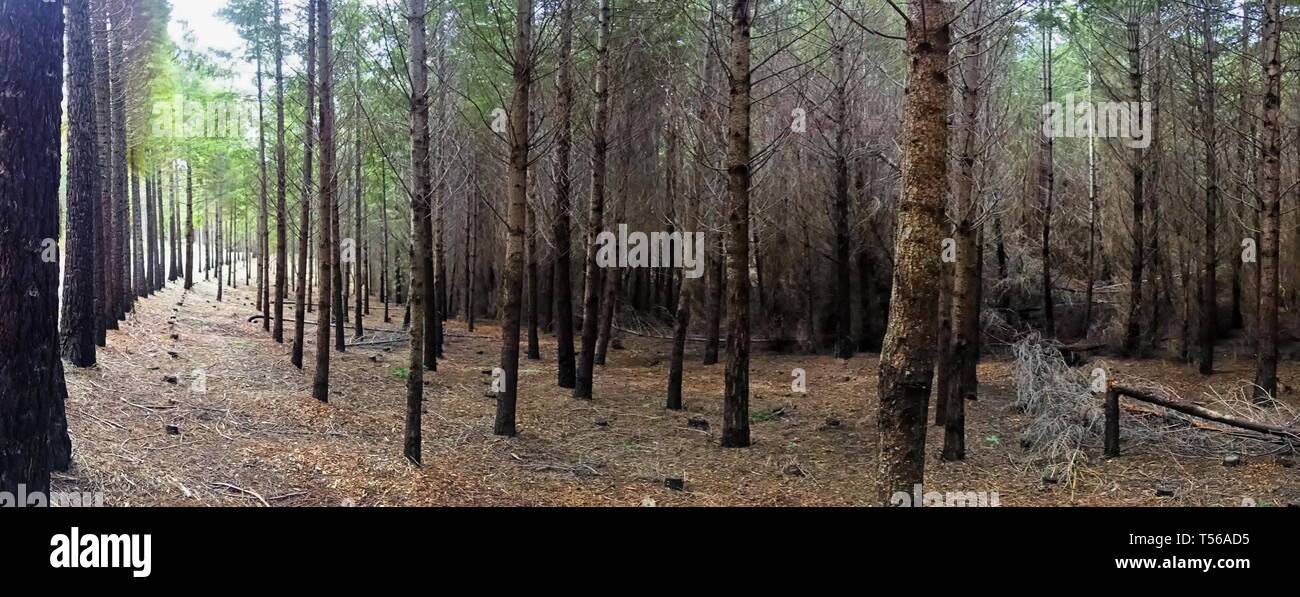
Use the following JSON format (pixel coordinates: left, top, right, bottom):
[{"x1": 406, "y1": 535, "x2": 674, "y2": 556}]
[{"x1": 167, "y1": 1, "x2": 256, "y2": 95}]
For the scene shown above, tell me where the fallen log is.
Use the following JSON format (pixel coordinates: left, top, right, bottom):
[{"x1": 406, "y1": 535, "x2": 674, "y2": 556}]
[{"x1": 1105, "y1": 384, "x2": 1300, "y2": 458}]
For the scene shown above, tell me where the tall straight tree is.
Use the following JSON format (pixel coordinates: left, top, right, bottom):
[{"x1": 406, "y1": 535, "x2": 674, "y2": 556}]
[
  {"x1": 944, "y1": 0, "x2": 989, "y2": 462},
  {"x1": 184, "y1": 164, "x2": 194, "y2": 289},
  {"x1": 169, "y1": 166, "x2": 179, "y2": 281},
  {"x1": 0, "y1": 0, "x2": 66, "y2": 496},
  {"x1": 293, "y1": 0, "x2": 317, "y2": 370},
  {"x1": 110, "y1": 0, "x2": 128, "y2": 321},
  {"x1": 574, "y1": 0, "x2": 610, "y2": 401},
  {"x1": 667, "y1": 43, "x2": 712, "y2": 411},
  {"x1": 256, "y1": 3, "x2": 271, "y2": 333},
  {"x1": 155, "y1": 169, "x2": 165, "y2": 291},
  {"x1": 551, "y1": 0, "x2": 577, "y2": 389},
  {"x1": 494, "y1": 0, "x2": 533, "y2": 436},
  {"x1": 61, "y1": 0, "x2": 100, "y2": 369},
  {"x1": 1254, "y1": 0, "x2": 1280, "y2": 403},
  {"x1": 312, "y1": 0, "x2": 336, "y2": 403},
  {"x1": 91, "y1": 0, "x2": 112, "y2": 344},
  {"x1": 1121, "y1": 7, "x2": 1147, "y2": 356},
  {"x1": 273, "y1": 0, "x2": 288, "y2": 343},
  {"x1": 720, "y1": 0, "x2": 752, "y2": 448},
  {"x1": 353, "y1": 60, "x2": 365, "y2": 340},
  {"x1": 144, "y1": 171, "x2": 156, "y2": 296},
  {"x1": 431, "y1": 14, "x2": 449, "y2": 360},
  {"x1": 130, "y1": 159, "x2": 144, "y2": 300},
  {"x1": 1037, "y1": 0, "x2": 1055, "y2": 338},
  {"x1": 875, "y1": 0, "x2": 951, "y2": 504},
  {"x1": 405, "y1": 0, "x2": 431, "y2": 460},
  {"x1": 829, "y1": 17, "x2": 853, "y2": 360},
  {"x1": 1196, "y1": 0, "x2": 1219, "y2": 376}
]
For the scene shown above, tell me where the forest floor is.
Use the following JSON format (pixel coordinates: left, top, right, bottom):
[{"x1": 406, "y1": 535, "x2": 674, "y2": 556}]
[{"x1": 54, "y1": 278, "x2": 1300, "y2": 506}]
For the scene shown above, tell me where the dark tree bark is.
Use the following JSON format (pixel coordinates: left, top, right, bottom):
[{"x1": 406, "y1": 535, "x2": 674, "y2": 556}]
[
  {"x1": 1122, "y1": 16, "x2": 1145, "y2": 357},
  {"x1": 1038, "y1": 10, "x2": 1055, "y2": 338},
  {"x1": 404, "y1": 0, "x2": 431, "y2": 462},
  {"x1": 668, "y1": 45, "x2": 713, "y2": 411},
  {"x1": 169, "y1": 167, "x2": 178, "y2": 282},
  {"x1": 943, "y1": 3, "x2": 986, "y2": 461},
  {"x1": 157, "y1": 170, "x2": 166, "y2": 291},
  {"x1": 292, "y1": 0, "x2": 316, "y2": 370},
  {"x1": 876, "y1": 0, "x2": 951, "y2": 504},
  {"x1": 312, "y1": 0, "x2": 335, "y2": 403},
  {"x1": 92, "y1": 0, "x2": 112, "y2": 342},
  {"x1": 0, "y1": 0, "x2": 66, "y2": 495},
  {"x1": 429, "y1": 21, "x2": 448, "y2": 362},
  {"x1": 574, "y1": 0, "x2": 610, "y2": 401},
  {"x1": 670, "y1": 44, "x2": 712, "y2": 413},
  {"x1": 185, "y1": 165, "x2": 194, "y2": 289},
  {"x1": 216, "y1": 198, "x2": 224, "y2": 302},
  {"x1": 830, "y1": 25, "x2": 853, "y2": 360},
  {"x1": 273, "y1": 0, "x2": 288, "y2": 343},
  {"x1": 721, "y1": 0, "x2": 752, "y2": 448},
  {"x1": 380, "y1": 169, "x2": 389, "y2": 323},
  {"x1": 526, "y1": 203, "x2": 541, "y2": 360},
  {"x1": 256, "y1": 26, "x2": 270, "y2": 333},
  {"x1": 130, "y1": 160, "x2": 144, "y2": 301},
  {"x1": 110, "y1": 2, "x2": 128, "y2": 321},
  {"x1": 465, "y1": 190, "x2": 476, "y2": 332},
  {"x1": 1197, "y1": 5, "x2": 1218, "y2": 376},
  {"x1": 202, "y1": 193, "x2": 209, "y2": 281},
  {"x1": 1254, "y1": 0, "x2": 1281, "y2": 403},
  {"x1": 702, "y1": 233, "x2": 723, "y2": 365},
  {"x1": 495, "y1": 0, "x2": 533, "y2": 436},
  {"x1": 144, "y1": 172, "x2": 156, "y2": 297},
  {"x1": 551, "y1": 0, "x2": 577, "y2": 388},
  {"x1": 353, "y1": 76, "x2": 365, "y2": 341},
  {"x1": 61, "y1": 0, "x2": 100, "y2": 369}
]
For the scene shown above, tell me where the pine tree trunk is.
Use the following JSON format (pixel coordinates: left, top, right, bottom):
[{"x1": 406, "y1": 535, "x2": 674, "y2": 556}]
[
  {"x1": 1254, "y1": 0, "x2": 1281, "y2": 402},
  {"x1": 403, "y1": 0, "x2": 432, "y2": 461},
  {"x1": 131, "y1": 161, "x2": 144, "y2": 301},
  {"x1": 61, "y1": 0, "x2": 99, "y2": 369},
  {"x1": 877, "y1": 0, "x2": 951, "y2": 504},
  {"x1": 92, "y1": 0, "x2": 113, "y2": 341},
  {"x1": 574, "y1": 0, "x2": 611, "y2": 401},
  {"x1": 831, "y1": 27, "x2": 852, "y2": 360},
  {"x1": 353, "y1": 82, "x2": 365, "y2": 341},
  {"x1": 216, "y1": 199, "x2": 224, "y2": 302},
  {"x1": 944, "y1": 8, "x2": 985, "y2": 461},
  {"x1": 272, "y1": 0, "x2": 288, "y2": 342},
  {"x1": 110, "y1": 5, "x2": 129, "y2": 322},
  {"x1": 721, "y1": 0, "x2": 752, "y2": 448},
  {"x1": 1197, "y1": 7, "x2": 1218, "y2": 376},
  {"x1": 526, "y1": 203, "x2": 541, "y2": 360},
  {"x1": 293, "y1": 0, "x2": 317, "y2": 369},
  {"x1": 313, "y1": 0, "x2": 336, "y2": 403},
  {"x1": 185, "y1": 166, "x2": 194, "y2": 289},
  {"x1": 668, "y1": 47, "x2": 713, "y2": 411},
  {"x1": 0, "y1": 0, "x2": 66, "y2": 495},
  {"x1": 1122, "y1": 16, "x2": 1145, "y2": 357},
  {"x1": 1038, "y1": 14, "x2": 1055, "y2": 338},
  {"x1": 495, "y1": 0, "x2": 533, "y2": 436},
  {"x1": 256, "y1": 36, "x2": 269, "y2": 330},
  {"x1": 552, "y1": 0, "x2": 577, "y2": 388}
]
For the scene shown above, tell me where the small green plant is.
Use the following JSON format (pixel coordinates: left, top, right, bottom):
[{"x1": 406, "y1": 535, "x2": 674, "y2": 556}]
[
  {"x1": 750, "y1": 407, "x2": 786, "y2": 423},
  {"x1": 392, "y1": 368, "x2": 410, "y2": 379}
]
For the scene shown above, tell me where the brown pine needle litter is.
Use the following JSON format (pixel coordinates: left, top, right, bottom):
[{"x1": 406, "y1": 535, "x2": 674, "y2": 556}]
[{"x1": 53, "y1": 280, "x2": 1300, "y2": 507}]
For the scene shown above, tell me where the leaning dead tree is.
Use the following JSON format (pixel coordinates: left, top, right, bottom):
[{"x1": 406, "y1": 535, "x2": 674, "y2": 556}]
[{"x1": 1104, "y1": 384, "x2": 1300, "y2": 457}]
